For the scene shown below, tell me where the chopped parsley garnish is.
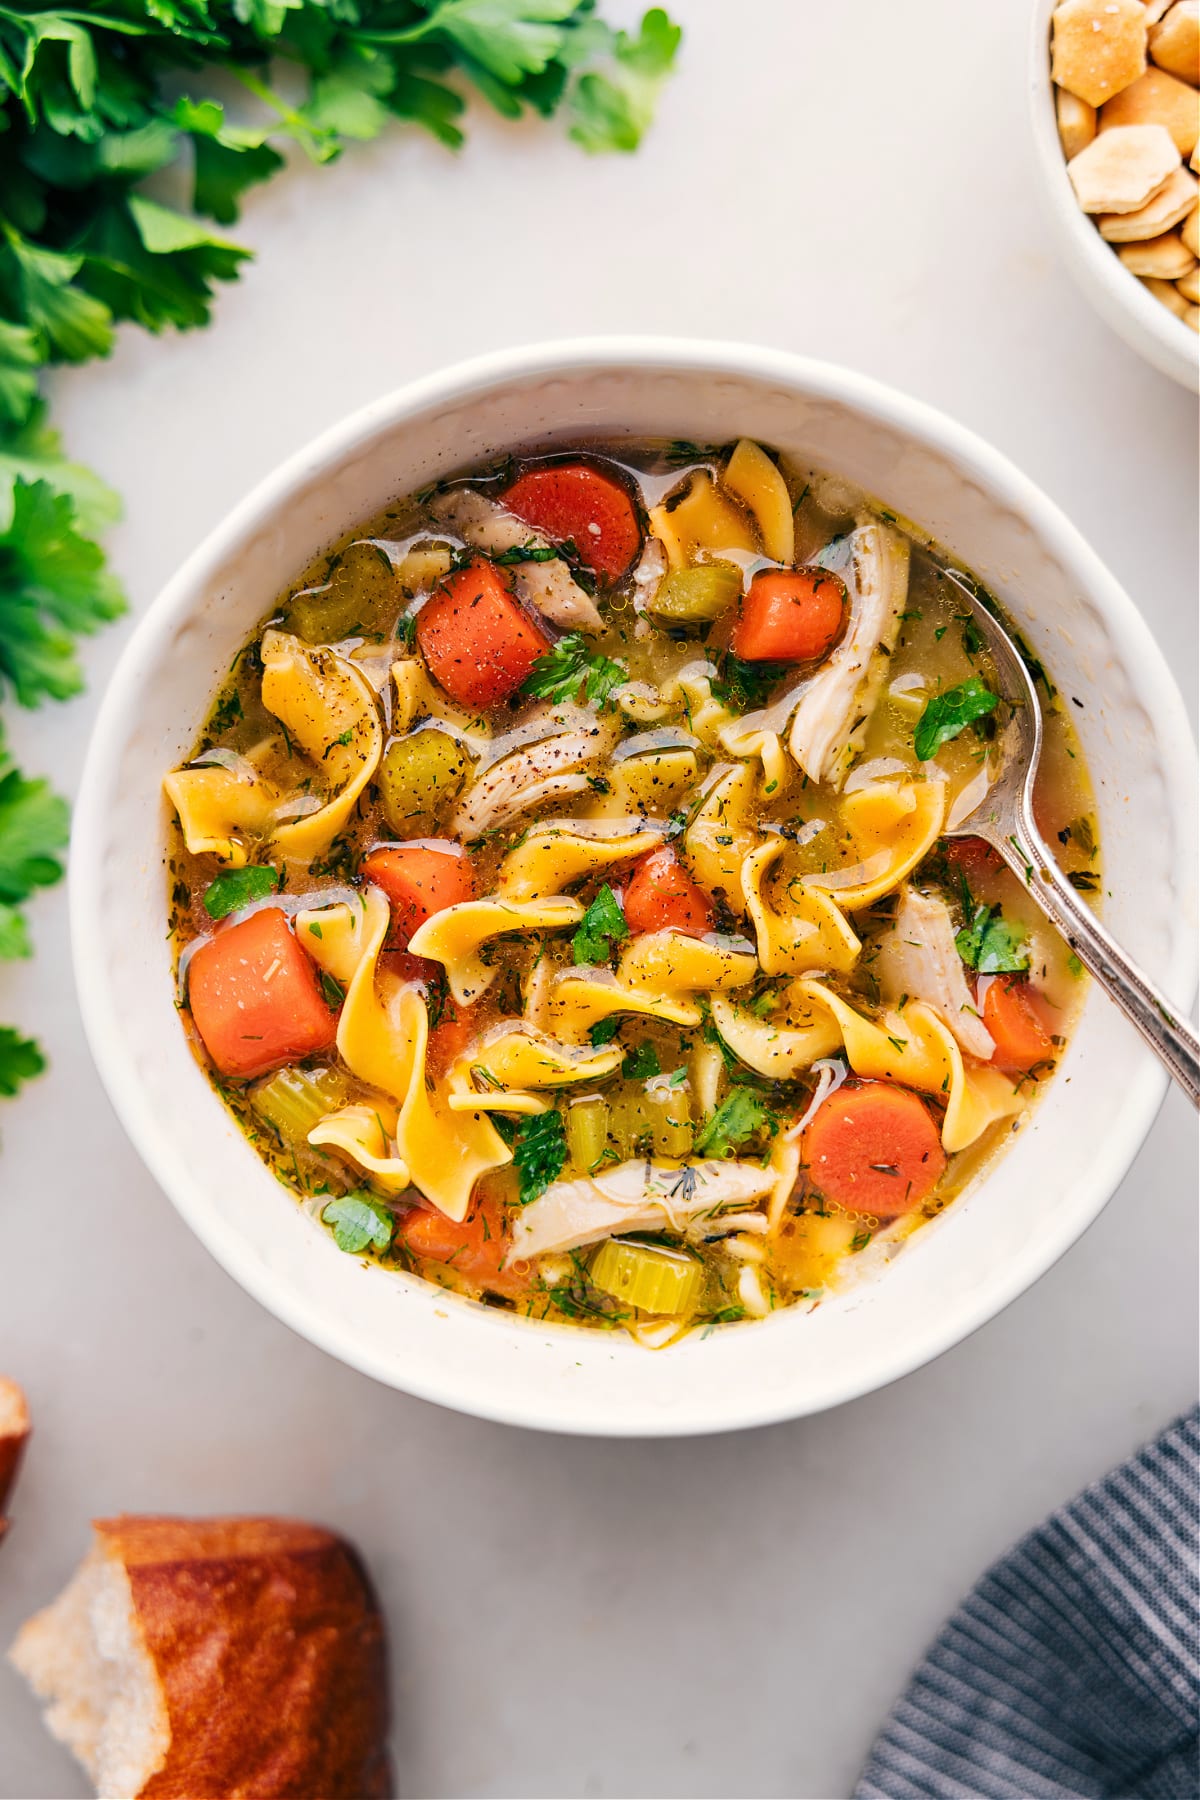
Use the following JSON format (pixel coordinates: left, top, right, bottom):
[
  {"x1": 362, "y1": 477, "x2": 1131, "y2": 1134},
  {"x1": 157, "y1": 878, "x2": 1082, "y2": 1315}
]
[
  {"x1": 958, "y1": 613, "x2": 986, "y2": 657},
  {"x1": 694, "y1": 1086, "x2": 776, "y2": 1157},
  {"x1": 319, "y1": 971, "x2": 345, "y2": 1009},
  {"x1": 589, "y1": 1017, "x2": 622, "y2": 1046},
  {"x1": 913, "y1": 678, "x2": 998, "y2": 761},
  {"x1": 492, "y1": 541, "x2": 561, "y2": 565},
  {"x1": 521, "y1": 634, "x2": 627, "y2": 708},
  {"x1": 322, "y1": 1193, "x2": 394, "y2": 1256},
  {"x1": 955, "y1": 904, "x2": 1030, "y2": 975},
  {"x1": 1067, "y1": 870, "x2": 1100, "y2": 893},
  {"x1": 717, "y1": 653, "x2": 786, "y2": 712},
  {"x1": 623, "y1": 1042, "x2": 661, "y2": 1080},
  {"x1": 572, "y1": 884, "x2": 629, "y2": 965},
  {"x1": 512, "y1": 1108, "x2": 567, "y2": 1206},
  {"x1": 202, "y1": 865, "x2": 279, "y2": 920}
]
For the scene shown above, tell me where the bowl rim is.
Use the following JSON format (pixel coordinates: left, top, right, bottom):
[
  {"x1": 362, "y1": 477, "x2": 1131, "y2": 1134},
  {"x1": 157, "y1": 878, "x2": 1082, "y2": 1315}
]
[
  {"x1": 1027, "y1": 0, "x2": 1200, "y2": 393},
  {"x1": 70, "y1": 336, "x2": 1199, "y2": 1435}
]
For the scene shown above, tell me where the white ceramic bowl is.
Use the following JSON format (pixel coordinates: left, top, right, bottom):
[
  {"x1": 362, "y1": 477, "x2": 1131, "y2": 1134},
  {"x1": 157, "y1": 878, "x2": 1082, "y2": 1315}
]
[
  {"x1": 72, "y1": 339, "x2": 1198, "y2": 1436},
  {"x1": 1030, "y1": 0, "x2": 1199, "y2": 391}
]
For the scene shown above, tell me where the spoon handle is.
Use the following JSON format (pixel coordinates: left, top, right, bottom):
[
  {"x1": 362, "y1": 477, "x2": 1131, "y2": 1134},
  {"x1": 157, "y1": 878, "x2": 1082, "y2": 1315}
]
[{"x1": 997, "y1": 821, "x2": 1200, "y2": 1110}]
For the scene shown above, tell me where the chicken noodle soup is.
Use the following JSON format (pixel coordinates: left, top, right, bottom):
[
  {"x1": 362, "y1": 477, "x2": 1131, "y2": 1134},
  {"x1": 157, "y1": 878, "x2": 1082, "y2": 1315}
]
[{"x1": 165, "y1": 440, "x2": 1097, "y2": 1341}]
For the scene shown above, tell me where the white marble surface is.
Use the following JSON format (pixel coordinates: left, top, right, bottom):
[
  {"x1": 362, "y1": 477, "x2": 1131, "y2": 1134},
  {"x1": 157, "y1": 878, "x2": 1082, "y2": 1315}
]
[{"x1": 0, "y1": 3, "x2": 1196, "y2": 1796}]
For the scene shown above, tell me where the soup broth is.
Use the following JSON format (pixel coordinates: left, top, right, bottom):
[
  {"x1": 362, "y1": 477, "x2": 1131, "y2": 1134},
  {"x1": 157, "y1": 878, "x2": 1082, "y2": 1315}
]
[{"x1": 165, "y1": 438, "x2": 1097, "y2": 1342}]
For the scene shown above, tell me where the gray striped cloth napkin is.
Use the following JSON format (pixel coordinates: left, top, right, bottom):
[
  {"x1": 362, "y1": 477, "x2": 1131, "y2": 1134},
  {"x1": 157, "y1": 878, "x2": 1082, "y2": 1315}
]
[{"x1": 856, "y1": 1408, "x2": 1199, "y2": 1799}]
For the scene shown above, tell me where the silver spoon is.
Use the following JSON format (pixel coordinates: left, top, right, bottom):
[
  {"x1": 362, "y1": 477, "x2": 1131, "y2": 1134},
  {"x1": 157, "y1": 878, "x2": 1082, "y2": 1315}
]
[{"x1": 931, "y1": 560, "x2": 1198, "y2": 1109}]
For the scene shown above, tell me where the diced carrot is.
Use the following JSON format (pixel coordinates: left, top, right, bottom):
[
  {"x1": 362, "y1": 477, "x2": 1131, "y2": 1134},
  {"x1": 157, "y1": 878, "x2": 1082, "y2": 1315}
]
[
  {"x1": 730, "y1": 568, "x2": 846, "y2": 663},
  {"x1": 502, "y1": 461, "x2": 641, "y2": 579},
  {"x1": 623, "y1": 845, "x2": 715, "y2": 937},
  {"x1": 982, "y1": 977, "x2": 1055, "y2": 1072},
  {"x1": 362, "y1": 846, "x2": 474, "y2": 950},
  {"x1": 186, "y1": 907, "x2": 337, "y2": 1080},
  {"x1": 426, "y1": 1001, "x2": 481, "y2": 1078},
  {"x1": 380, "y1": 949, "x2": 441, "y2": 987},
  {"x1": 416, "y1": 559, "x2": 549, "y2": 709},
  {"x1": 802, "y1": 1081, "x2": 946, "y2": 1217},
  {"x1": 943, "y1": 836, "x2": 1004, "y2": 880},
  {"x1": 397, "y1": 1186, "x2": 517, "y2": 1293}
]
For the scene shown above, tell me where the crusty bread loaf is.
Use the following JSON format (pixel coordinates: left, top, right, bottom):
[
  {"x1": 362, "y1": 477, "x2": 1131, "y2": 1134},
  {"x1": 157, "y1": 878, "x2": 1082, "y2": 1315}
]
[
  {"x1": 0, "y1": 1377, "x2": 30, "y2": 1541},
  {"x1": 10, "y1": 1515, "x2": 391, "y2": 1799}
]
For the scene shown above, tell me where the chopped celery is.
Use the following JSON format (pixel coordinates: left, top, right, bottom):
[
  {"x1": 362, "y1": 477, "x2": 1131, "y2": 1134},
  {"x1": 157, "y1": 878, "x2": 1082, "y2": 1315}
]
[
  {"x1": 377, "y1": 729, "x2": 468, "y2": 836},
  {"x1": 590, "y1": 1238, "x2": 702, "y2": 1315},
  {"x1": 566, "y1": 1095, "x2": 609, "y2": 1173},
  {"x1": 251, "y1": 1066, "x2": 350, "y2": 1144},
  {"x1": 607, "y1": 1093, "x2": 649, "y2": 1158},
  {"x1": 644, "y1": 1083, "x2": 692, "y2": 1157},
  {"x1": 649, "y1": 563, "x2": 742, "y2": 623},
  {"x1": 284, "y1": 585, "x2": 364, "y2": 644}
]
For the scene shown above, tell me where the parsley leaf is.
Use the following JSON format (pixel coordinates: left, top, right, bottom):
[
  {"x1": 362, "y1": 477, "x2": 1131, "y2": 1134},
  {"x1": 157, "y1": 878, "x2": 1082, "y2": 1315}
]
[
  {"x1": 512, "y1": 1106, "x2": 566, "y2": 1204},
  {"x1": 0, "y1": 403, "x2": 121, "y2": 533},
  {"x1": 717, "y1": 653, "x2": 787, "y2": 712},
  {"x1": 622, "y1": 1041, "x2": 661, "y2": 1080},
  {"x1": 572, "y1": 884, "x2": 628, "y2": 965},
  {"x1": 0, "y1": 1026, "x2": 45, "y2": 1099},
  {"x1": 202, "y1": 865, "x2": 280, "y2": 920},
  {"x1": 521, "y1": 632, "x2": 626, "y2": 708},
  {"x1": 0, "y1": 746, "x2": 70, "y2": 961},
  {"x1": 589, "y1": 1016, "x2": 621, "y2": 1046},
  {"x1": 568, "y1": 7, "x2": 682, "y2": 152},
  {"x1": 322, "y1": 1192, "x2": 395, "y2": 1256},
  {"x1": 0, "y1": 478, "x2": 126, "y2": 707},
  {"x1": 694, "y1": 1086, "x2": 776, "y2": 1157},
  {"x1": 955, "y1": 904, "x2": 1030, "y2": 975},
  {"x1": 913, "y1": 677, "x2": 998, "y2": 761}
]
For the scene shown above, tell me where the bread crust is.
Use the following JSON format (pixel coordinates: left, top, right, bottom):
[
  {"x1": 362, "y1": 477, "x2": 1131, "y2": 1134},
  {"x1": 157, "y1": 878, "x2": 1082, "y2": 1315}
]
[
  {"x1": 0, "y1": 1378, "x2": 31, "y2": 1542},
  {"x1": 94, "y1": 1516, "x2": 391, "y2": 1799}
]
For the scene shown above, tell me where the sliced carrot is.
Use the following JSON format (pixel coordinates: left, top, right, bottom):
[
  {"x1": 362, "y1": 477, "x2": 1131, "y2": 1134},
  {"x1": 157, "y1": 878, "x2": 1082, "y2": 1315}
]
[
  {"x1": 397, "y1": 1186, "x2": 516, "y2": 1293},
  {"x1": 380, "y1": 949, "x2": 441, "y2": 987},
  {"x1": 362, "y1": 846, "x2": 475, "y2": 950},
  {"x1": 730, "y1": 568, "x2": 846, "y2": 663},
  {"x1": 943, "y1": 836, "x2": 1004, "y2": 880},
  {"x1": 623, "y1": 845, "x2": 715, "y2": 937},
  {"x1": 982, "y1": 977, "x2": 1054, "y2": 1072},
  {"x1": 426, "y1": 1001, "x2": 481, "y2": 1078},
  {"x1": 802, "y1": 1081, "x2": 946, "y2": 1218},
  {"x1": 187, "y1": 907, "x2": 336, "y2": 1080},
  {"x1": 502, "y1": 461, "x2": 641, "y2": 579},
  {"x1": 416, "y1": 559, "x2": 549, "y2": 709}
]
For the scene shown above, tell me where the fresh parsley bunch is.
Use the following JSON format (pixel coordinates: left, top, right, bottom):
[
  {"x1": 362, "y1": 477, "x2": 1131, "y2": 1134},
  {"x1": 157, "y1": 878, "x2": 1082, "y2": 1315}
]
[{"x1": 0, "y1": 0, "x2": 681, "y2": 1108}]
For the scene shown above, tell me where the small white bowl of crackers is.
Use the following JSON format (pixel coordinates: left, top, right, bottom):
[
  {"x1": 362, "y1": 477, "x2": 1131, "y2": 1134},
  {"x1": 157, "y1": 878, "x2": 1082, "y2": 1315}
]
[{"x1": 1033, "y1": 0, "x2": 1199, "y2": 387}]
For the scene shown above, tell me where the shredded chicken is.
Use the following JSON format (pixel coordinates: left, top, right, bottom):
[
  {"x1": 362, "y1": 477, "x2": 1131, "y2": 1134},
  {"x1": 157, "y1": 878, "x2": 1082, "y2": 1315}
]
[
  {"x1": 876, "y1": 886, "x2": 995, "y2": 1060},
  {"x1": 506, "y1": 1158, "x2": 775, "y2": 1264},
  {"x1": 429, "y1": 488, "x2": 604, "y2": 634},
  {"x1": 448, "y1": 715, "x2": 615, "y2": 839},
  {"x1": 788, "y1": 522, "x2": 910, "y2": 787},
  {"x1": 630, "y1": 536, "x2": 667, "y2": 613}
]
